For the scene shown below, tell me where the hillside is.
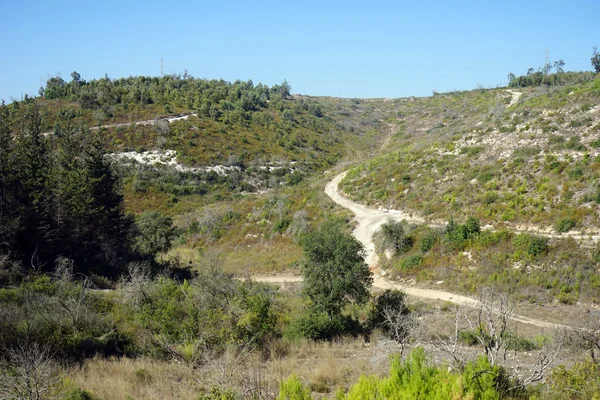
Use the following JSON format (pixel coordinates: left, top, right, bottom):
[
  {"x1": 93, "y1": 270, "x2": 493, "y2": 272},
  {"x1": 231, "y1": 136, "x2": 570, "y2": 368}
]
[
  {"x1": 340, "y1": 78, "x2": 600, "y2": 233},
  {"x1": 2, "y1": 71, "x2": 600, "y2": 399}
]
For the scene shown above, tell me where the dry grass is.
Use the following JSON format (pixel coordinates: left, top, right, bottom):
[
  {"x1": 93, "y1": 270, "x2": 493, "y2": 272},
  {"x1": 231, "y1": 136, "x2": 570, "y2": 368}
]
[
  {"x1": 69, "y1": 357, "x2": 202, "y2": 400},
  {"x1": 69, "y1": 336, "x2": 386, "y2": 399}
]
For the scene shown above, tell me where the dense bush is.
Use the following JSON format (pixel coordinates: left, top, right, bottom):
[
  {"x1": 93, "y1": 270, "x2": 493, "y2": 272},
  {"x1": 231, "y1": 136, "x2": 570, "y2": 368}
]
[
  {"x1": 554, "y1": 218, "x2": 576, "y2": 233},
  {"x1": 512, "y1": 234, "x2": 549, "y2": 258},
  {"x1": 279, "y1": 347, "x2": 514, "y2": 399},
  {"x1": 443, "y1": 217, "x2": 481, "y2": 252},
  {"x1": 377, "y1": 220, "x2": 413, "y2": 255}
]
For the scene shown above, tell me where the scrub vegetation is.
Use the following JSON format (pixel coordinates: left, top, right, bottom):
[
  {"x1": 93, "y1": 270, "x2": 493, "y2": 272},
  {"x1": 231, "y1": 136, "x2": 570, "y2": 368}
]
[{"x1": 1, "y1": 60, "x2": 600, "y2": 398}]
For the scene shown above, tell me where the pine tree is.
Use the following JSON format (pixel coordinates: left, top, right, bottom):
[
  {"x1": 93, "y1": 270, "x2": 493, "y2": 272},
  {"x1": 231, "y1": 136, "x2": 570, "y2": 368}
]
[{"x1": 12, "y1": 101, "x2": 52, "y2": 271}]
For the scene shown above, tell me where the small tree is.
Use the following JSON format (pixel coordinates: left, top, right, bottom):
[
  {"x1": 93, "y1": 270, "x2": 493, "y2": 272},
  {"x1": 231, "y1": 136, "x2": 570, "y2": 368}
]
[
  {"x1": 301, "y1": 221, "x2": 372, "y2": 319},
  {"x1": 592, "y1": 46, "x2": 600, "y2": 73},
  {"x1": 378, "y1": 219, "x2": 413, "y2": 255},
  {"x1": 134, "y1": 211, "x2": 176, "y2": 257},
  {"x1": 279, "y1": 80, "x2": 291, "y2": 98}
]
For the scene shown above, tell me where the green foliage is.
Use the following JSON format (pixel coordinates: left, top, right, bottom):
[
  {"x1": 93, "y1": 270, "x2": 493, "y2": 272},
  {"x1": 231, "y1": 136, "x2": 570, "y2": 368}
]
[
  {"x1": 592, "y1": 46, "x2": 600, "y2": 73},
  {"x1": 398, "y1": 255, "x2": 423, "y2": 270},
  {"x1": 512, "y1": 234, "x2": 548, "y2": 258},
  {"x1": 419, "y1": 230, "x2": 438, "y2": 253},
  {"x1": 301, "y1": 220, "x2": 372, "y2": 319},
  {"x1": 509, "y1": 69, "x2": 596, "y2": 88},
  {"x1": 554, "y1": 218, "x2": 576, "y2": 233},
  {"x1": 133, "y1": 211, "x2": 176, "y2": 256},
  {"x1": 0, "y1": 101, "x2": 137, "y2": 280},
  {"x1": 62, "y1": 388, "x2": 96, "y2": 400},
  {"x1": 378, "y1": 220, "x2": 413, "y2": 255},
  {"x1": 549, "y1": 358, "x2": 600, "y2": 400},
  {"x1": 285, "y1": 312, "x2": 361, "y2": 341},
  {"x1": 197, "y1": 387, "x2": 238, "y2": 400},
  {"x1": 0, "y1": 275, "x2": 134, "y2": 361},
  {"x1": 125, "y1": 272, "x2": 279, "y2": 351},
  {"x1": 277, "y1": 376, "x2": 312, "y2": 400},
  {"x1": 443, "y1": 217, "x2": 480, "y2": 252},
  {"x1": 344, "y1": 347, "x2": 503, "y2": 400}
]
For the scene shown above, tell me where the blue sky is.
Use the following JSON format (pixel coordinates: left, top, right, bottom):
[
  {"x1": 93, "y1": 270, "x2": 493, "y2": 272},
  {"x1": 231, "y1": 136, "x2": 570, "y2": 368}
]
[{"x1": 1, "y1": 0, "x2": 598, "y2": 100}]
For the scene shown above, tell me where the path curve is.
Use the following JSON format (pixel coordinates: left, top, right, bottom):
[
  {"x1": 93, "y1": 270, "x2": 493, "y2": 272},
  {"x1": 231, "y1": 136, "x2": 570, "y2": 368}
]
[{"x1": 253, "y1": 171, "x2": 575, "y2": 330}]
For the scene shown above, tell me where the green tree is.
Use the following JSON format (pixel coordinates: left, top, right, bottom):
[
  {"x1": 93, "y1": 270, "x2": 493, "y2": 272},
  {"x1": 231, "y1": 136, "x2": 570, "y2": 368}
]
[
  {"x1": 301, "y1": 221, "x2": 372, "y2": 318},
  {"x1": 279, "y1": 80, "x2": 291, "y2": 98},
  {"x1": 592, "y1": 46, "x2": 600, "y2": 73},
  {"x1": 134, "y1": 211, "x2": 176, "y2": 257}
]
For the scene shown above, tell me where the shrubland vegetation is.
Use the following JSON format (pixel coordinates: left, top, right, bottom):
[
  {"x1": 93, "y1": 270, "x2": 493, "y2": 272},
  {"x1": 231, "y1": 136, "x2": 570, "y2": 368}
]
[{"x1": 2, "y1": 60, "x2": 600, "y2": 398}]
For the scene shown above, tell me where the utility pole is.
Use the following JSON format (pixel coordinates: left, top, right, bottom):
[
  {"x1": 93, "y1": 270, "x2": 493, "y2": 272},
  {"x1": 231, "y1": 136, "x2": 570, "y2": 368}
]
[
  {"x1": 161, "y1": 57, "x2": 163, "y2": 76},
  {"x1": 545, "y1": 49, "x2": 550, "y2": 75}
]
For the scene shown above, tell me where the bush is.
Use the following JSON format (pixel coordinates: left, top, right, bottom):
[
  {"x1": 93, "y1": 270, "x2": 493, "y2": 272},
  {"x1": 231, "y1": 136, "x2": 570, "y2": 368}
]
[
  {"x1": 62, "y1": 388, "x2": 96, "y2": 400},
  {"x1": 443, "y1": 217, "x2": 480, "y2": 252},
  {"x1": 285, "y1": 311, "x2": 362, "y2": 341},
  {"x1": 368, "y1": 290, "x2": 409, "y2": 332},
  {"x1": 513, "y1": 234, "x2": 548, "y2": 258},
  {"x1": 398, "y1": 255, "x2": 423, "y2": 270},
  {"x1": 277, "y1": 376, "x2": 312, "y2": 400},
  {"x1": 344, "y1": 347, "x2": 506, "y2": 399},
  {"x1": 549, "y1": 358, "x2": 600, "y2": 399},
  {"x1": 554, "y1": 218, "x2": 576, "y2": 233},
  {"x1": 378, "y1": 220, "x2": 413, "y2": 255},
  {"x1": 419, "y1": 231, "x2": 438, "y2": 253}
]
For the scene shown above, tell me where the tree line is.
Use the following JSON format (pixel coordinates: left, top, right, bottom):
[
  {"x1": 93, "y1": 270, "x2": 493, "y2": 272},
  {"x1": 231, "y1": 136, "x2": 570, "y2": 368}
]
[
  {"x1": 508, "y1": 47, "x2": 600, "y2": 88},
  {"x1": 0, "y1": 99, "x2": 147, "y2": 284},
  {"x1": 39, "y1": 71, "x2": 295, "y2": 126}
]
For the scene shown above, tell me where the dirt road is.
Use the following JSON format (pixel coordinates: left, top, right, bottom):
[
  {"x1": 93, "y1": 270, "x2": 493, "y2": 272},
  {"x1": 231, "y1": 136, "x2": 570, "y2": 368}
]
[{"x1": 253, "y1": 171, "x2": 575, "y2": 329}]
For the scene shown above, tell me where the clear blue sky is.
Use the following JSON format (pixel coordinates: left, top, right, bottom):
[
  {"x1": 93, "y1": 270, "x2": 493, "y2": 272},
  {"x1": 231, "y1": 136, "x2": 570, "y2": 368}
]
[{"x1": 1, "y1": 0, "x2": 598, "y2": 100}]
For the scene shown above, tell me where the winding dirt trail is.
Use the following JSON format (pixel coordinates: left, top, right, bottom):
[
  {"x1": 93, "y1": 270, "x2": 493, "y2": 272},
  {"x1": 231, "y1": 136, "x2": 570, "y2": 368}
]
[{"x1": 254, "y1": 171, "x2": 577, "y2": 330}]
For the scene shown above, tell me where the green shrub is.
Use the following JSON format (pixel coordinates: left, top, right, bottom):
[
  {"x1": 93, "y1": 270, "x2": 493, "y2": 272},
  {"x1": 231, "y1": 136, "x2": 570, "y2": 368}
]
[
  {"x1": 273, "y1": 218, "x2": 291, "y2": 234},
  {"x1": 506, "y1": 334, "x2": 538, "y2": 351},
  {"x1": 513, "y1": 234, "x2": 548, "y2": 258},
  {"x1": 277, "y1": 376, "x2": 312, "y2": 400},
  {"x1": 554, "y1": 218, "x2": 576, "y2": 233},
  {"x1": 549, "y1": 358, "x2": 600, "y2": 399},
  {"x1": 198, "y1": 387, "x2": 238, "y2": 400},
  {"x1": 568, "y1": 165, "x2": 584, "y2": 180},
  {"x1": 419, "y1": 231, "x2": 438, "y2": 253},
  {"x1": 344, "y1": 347, "x2": 505, "y2": 400},
  {"x1": 379, "y1": 220, "x2": 413, "y2": 254},
  {"x1": 564, "y1": 137, "x2": 586, "y2": 151},
  {"x1": 458, "y1": 330, "x2": 480, "y2": 346},
  {"x1": 285, "y1": 311, "x2": 362, "y2": 341},
  {"x1": 398, "y1": 255, "x2": 423, "y2": 270}
]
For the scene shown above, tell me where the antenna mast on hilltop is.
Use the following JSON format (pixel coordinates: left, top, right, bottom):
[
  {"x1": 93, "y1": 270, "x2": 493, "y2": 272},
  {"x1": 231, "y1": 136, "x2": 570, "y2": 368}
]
[
  {"x1": 161, "y1": 57, "x2": 164, "y2": 76},
  {"x1": 545, "y1": 49, "x2": 550, "y2": 75}
]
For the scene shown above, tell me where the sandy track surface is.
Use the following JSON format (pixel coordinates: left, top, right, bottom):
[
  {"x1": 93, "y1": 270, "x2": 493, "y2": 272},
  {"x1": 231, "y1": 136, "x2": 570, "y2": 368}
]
[{"x1": 507, "y1": 90, "x2": 522, "y2": 106}]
